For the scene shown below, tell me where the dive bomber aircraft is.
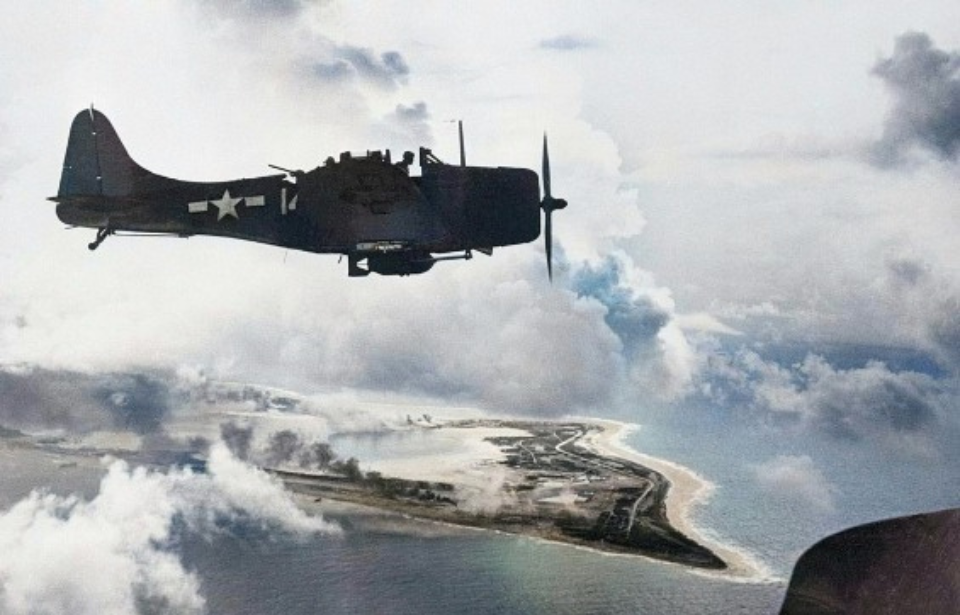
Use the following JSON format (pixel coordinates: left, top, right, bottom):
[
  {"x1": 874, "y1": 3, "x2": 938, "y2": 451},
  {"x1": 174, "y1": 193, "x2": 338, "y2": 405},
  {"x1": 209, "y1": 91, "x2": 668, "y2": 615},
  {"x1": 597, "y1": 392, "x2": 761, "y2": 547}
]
[{"x1": 51, "y1": 108, "x2": 567, "y2": 278}]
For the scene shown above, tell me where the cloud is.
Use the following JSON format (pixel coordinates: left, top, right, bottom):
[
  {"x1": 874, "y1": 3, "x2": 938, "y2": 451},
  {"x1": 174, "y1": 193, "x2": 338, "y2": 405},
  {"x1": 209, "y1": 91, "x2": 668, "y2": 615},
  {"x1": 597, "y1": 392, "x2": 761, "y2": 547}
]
[
  {"x1": 312, "y1": 46, "x2": 410, "y2": 89},
  {"x1": 330, "y1": 260, "x2": 624, "y2": 414},
  {"x1": 539, "y1": 34, "x2": 599, "y2": 51},
  {"x1": 0, "y1": 444, "x2": 336, "y2": 615},
  {"x1": 373, "y1": 101, "x2": 433, "y2": 147},
  {"x1": 197, "y1": 0, "x2": 309, "y2": 21},
  {"x1": 701, "y1": 350, "x2": 948, "y2": 450},
  {"x1": 574, "y1": 257, "x2": 671, "y2": 357},
  {"x1": 219, "y1": 420, "x2": 254, "y2": 461},
  {"x1": 871, "y1": 32, "x2": 960, "y2": 166},
  {"x1": 886, "y1": 255, "x2": 931, "y2": 287},
  {"x1": 881, "y1": 256, "x2": 960, "y2": 372},
  {"x1": 572, "y1": 253, "x2": 697, "y2": 399},
  {"x1": 0, "y1": 367, "x2": 182, "y2": 436},
  {"x1": 0, "y1": 246, "x2": 701, "y2": 418},
  {"x1": 753, "y1": 455, "x2": 839, "y2": 514}
]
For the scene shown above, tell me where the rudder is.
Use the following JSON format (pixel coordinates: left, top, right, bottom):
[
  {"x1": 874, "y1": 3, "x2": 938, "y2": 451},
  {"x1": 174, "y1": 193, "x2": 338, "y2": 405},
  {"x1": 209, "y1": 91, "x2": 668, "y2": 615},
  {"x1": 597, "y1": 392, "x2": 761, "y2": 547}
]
[{"x1": 58, "y1": 108, "x2": 149, "y2": 199}]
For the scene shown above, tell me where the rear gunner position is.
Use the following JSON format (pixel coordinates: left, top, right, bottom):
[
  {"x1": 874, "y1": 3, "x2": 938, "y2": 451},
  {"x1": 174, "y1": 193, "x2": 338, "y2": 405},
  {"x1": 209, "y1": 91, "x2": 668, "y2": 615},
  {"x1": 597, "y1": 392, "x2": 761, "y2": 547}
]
[{"x1": 52, "y1": 108, "x2": 567, "y2": 278}]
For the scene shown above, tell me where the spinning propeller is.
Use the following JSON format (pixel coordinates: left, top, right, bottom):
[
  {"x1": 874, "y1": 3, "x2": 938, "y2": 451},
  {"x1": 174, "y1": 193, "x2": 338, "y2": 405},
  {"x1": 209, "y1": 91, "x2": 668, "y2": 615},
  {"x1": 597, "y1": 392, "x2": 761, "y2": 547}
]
[{"x1": 541, "y1": 134, "x2": 568, "y2": 282}]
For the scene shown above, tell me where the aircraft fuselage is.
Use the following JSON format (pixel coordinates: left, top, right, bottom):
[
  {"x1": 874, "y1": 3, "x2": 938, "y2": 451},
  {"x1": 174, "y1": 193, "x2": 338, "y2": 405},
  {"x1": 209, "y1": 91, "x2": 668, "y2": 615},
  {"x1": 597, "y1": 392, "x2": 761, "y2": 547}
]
[{"x1": 53, "y1": 110, "x2": 543, "y2": 276}]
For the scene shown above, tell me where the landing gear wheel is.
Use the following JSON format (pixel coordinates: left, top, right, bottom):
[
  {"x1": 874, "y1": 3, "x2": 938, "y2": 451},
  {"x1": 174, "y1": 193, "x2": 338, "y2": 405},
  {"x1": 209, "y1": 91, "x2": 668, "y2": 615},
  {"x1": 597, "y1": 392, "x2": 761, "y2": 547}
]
[{"x1": 88, "y1": 227, "x2": 113, "y2": 251}]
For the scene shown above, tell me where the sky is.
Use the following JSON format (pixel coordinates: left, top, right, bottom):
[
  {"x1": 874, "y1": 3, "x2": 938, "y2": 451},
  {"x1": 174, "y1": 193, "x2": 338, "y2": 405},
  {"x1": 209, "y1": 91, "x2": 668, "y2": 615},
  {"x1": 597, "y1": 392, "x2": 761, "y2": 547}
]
[{"x1": 0, "y1": 0, "x2": 959, "y2": 518}]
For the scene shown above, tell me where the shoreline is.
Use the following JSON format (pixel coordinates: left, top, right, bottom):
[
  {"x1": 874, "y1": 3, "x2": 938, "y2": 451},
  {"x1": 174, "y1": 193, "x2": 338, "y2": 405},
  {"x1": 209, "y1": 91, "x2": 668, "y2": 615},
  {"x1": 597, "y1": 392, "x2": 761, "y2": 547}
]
[
  {"x1": 581, "y1": 418, "x2": 774, "y2": 581},
  {"x1": 324, "y1": 415, "x2": 771, "y2": 580}
]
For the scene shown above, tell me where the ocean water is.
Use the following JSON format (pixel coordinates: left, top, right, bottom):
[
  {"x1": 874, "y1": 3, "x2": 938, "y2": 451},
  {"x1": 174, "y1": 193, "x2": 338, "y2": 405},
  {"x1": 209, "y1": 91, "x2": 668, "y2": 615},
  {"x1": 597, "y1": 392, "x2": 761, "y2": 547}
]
[
  {"x1": 180, "y1": 520, "x2": 783, "y2": 615},
  {"x1": 626, "y1": 412, "x2": 960, "y2": 579}
]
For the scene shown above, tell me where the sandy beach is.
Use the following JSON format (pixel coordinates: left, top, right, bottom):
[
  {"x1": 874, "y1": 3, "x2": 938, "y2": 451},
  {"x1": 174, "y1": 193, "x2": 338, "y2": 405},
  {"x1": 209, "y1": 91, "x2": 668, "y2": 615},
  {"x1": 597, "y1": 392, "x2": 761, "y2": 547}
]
[
  {"x1": 581, "y1": 419, "x2": 772, "y2": 580},
  {"x1": 352, "y1": 417, "x2": 770, "y2": 580}
]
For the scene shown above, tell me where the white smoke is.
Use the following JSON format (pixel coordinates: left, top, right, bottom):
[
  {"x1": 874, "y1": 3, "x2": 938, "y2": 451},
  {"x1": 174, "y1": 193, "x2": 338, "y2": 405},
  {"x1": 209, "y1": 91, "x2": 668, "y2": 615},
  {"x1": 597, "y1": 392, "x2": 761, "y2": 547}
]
[
  {"x1": 453, "y1": 466, "x2": 514, "y2": 515},
  {"x1": 0, "y1": 444, "x2": 337, "y2": 615}
]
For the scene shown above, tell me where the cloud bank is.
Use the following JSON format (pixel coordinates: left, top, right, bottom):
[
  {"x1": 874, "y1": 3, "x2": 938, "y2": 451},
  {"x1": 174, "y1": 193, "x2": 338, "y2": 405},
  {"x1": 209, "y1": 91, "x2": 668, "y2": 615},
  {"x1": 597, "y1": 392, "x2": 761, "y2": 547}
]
[
  {"x1": 701, "y1": 349, "x2": 948, "y2": 452},
  {"x1": 0, "y1": 444, "x2": 336, "y2": 615},
  {"x1": 1, "y1": 246, "x2": 697, "y2": 417}
]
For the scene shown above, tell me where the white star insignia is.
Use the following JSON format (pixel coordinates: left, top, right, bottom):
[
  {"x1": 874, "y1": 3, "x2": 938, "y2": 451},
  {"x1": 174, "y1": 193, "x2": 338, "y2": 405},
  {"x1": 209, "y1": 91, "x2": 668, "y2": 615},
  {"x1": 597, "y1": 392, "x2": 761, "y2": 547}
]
[{"x1": 210, "y1": 189, "x2": 242, "y2": 221}]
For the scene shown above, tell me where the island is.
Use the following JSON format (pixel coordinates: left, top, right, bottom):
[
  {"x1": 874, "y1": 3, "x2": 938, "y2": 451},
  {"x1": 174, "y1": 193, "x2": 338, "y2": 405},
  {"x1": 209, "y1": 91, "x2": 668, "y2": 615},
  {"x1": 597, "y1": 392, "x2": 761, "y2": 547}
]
[
  {"x1": 272, "y1": 419, "x2": 727, "y2": 570},
  {"x1": 0, "y1": 371, "x2": 739, "y2": 574}
]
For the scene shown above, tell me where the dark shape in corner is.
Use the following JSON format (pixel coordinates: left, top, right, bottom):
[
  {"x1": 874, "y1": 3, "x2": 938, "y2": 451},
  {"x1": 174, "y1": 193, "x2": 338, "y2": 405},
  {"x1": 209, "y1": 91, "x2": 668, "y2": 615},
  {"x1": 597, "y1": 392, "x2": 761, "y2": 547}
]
[
  {"x1": 51, "y1": 109, "x2": 568, "y2": 280},
  {"x1": 780, "y1": 508, "x2": 960, "y2": 614}
]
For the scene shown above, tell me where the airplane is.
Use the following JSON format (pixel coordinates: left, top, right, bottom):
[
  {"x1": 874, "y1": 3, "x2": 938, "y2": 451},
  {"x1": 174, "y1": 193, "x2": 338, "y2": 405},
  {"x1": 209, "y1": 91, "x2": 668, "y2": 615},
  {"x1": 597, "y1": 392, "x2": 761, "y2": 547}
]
[{"x1": 51, "y1": 108, "x2": 567, "y2": 278}]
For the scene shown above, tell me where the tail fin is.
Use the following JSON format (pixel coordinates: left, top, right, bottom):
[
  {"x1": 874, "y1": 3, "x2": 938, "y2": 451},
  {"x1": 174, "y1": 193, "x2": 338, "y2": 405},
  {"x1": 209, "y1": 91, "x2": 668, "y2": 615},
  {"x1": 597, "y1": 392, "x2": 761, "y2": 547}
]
[{"x1": 57, "y1": 108, "x2": 150, "y2": 199}]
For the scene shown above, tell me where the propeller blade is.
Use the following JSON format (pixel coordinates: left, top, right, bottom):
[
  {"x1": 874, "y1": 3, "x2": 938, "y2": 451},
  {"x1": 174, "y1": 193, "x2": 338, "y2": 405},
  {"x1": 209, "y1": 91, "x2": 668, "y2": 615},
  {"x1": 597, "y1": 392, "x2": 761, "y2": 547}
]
[
  {"x1": 541, "y1": 132, "x2": 565, "y2": 282},
  {"x1": 542, "y1": 133, "x2": 552, "y2": 199},
  {"x1": 545, "y1": 209, "x2": 553, "y2": 282}
]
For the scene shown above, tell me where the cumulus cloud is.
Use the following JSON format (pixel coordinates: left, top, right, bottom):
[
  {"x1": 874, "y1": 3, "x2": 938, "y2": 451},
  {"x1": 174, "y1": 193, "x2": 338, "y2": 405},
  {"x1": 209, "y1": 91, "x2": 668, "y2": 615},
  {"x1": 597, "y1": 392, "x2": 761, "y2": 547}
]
[
  {"x1": 390, "y1": 101, "x2": 429, "y2": 125},
  {"x1": 327, "y1": 260, "x2": 623, "y2": 414},
  {"x1": 312, "y1": 46, "x2": 410, "y2": 89},
  {"x1": 701, "y1": 349, "x2": 948, "y2": 450},
  {"x1": 0, "y1": 246, "x2": 703, "y2": 418},
  {"x1": 753, "y1": 455, "x2": 839, "y2": 514},
  {"x1": 881, "y1": 256, "x2": 960, "y2": 372},
  {"x1": 373, "y1": 101, "x2": 433, "y2": 148},
  {"x1": 194, "y1": 1, "x2": 412, "y2": 92},
  {"x1": 574, "y1": 257, "x2": 670, "y2": 357},
  {"x1": 572, "y1": 253, "x2": 697, "y2": 399},
  {"x1": 871, "y1": 32, "x2": 960, "y2": 166},
  {"x1": 0, "y1": 443, "x2": 336, "y2": 615}
]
